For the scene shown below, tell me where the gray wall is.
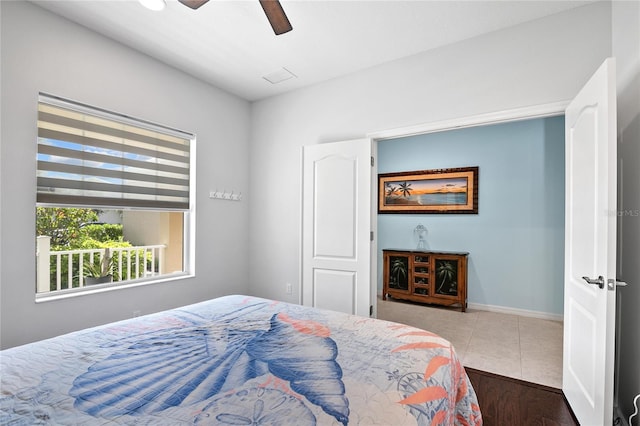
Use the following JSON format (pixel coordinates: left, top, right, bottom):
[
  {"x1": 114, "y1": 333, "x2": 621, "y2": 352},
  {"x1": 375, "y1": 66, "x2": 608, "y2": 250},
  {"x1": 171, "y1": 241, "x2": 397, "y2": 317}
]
[
  {"x1": 613, "y1": 1, "x2": 640, "y2": 422},
  {"x1": 0, "y1": 1, "x2": 251, "y2": 349},
  {"x1": 377, "y1": 117, "x2": 565, "y2": 317}
]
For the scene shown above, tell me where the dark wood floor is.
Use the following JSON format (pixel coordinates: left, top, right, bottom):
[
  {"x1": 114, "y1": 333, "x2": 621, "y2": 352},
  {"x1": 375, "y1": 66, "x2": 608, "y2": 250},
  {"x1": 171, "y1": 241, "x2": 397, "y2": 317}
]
[{"x1": 465, "y1": 368, "x2": 579, "y2": 426}]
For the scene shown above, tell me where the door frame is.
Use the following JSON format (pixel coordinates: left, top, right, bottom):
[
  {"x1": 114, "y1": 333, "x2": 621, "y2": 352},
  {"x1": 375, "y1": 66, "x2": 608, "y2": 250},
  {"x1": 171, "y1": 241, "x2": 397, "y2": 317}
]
[{"x1": 369, "y1": 101, "x2": 569, "y2": 141}]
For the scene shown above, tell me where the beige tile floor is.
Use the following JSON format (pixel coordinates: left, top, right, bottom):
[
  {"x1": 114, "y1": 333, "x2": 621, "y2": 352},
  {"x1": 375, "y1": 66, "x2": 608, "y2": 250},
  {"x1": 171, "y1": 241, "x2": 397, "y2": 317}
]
[{"x1": 377, "y1": 297, "x2": 563, "y2": 389}]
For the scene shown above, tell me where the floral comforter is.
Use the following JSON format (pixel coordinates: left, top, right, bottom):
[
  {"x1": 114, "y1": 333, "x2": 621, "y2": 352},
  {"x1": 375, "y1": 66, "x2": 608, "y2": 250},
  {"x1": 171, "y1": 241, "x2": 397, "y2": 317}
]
[{"x1": 0, "y1": 295, "x2": 482, "y2": 425}]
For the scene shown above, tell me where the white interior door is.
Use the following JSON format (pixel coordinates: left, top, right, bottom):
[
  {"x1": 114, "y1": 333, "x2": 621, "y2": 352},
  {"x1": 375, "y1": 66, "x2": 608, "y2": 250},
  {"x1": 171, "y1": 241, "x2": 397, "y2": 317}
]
[
  {"x1": 563, "y1": 58, "x2": 617, "y2": 425},
  {"x1": 301, "y1": 139, "x2": 372, "y2": 317}
]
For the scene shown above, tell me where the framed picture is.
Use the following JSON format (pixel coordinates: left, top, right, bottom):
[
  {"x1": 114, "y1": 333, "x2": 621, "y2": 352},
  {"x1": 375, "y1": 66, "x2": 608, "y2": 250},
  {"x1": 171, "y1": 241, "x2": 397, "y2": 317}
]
[{"x1": 378, "y1": 166, "x2": 478, "y2": 214}]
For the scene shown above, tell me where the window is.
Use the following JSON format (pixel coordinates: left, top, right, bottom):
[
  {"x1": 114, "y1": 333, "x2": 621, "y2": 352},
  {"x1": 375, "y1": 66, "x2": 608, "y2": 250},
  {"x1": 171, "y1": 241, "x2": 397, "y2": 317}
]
[{"x1": 36, "y1": 94, "x2": 195, "y2": 297}]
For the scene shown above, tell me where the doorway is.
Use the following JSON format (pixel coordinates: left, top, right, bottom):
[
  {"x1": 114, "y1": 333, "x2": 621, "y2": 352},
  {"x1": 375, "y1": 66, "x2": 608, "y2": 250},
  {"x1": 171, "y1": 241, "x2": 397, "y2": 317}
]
[
  {"x1": 375, "y1": 115, "x2": 566, "y2": 318},
  {"x1": 369, "y1": 103, "x2": 568, "y2": 388}
]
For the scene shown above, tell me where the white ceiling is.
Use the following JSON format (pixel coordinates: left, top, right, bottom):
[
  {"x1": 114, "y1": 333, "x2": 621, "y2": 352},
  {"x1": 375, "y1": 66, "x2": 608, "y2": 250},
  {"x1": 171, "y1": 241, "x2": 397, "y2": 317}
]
[{"x1": 32, "y1": 0, "x2": 594, "y2": 102}]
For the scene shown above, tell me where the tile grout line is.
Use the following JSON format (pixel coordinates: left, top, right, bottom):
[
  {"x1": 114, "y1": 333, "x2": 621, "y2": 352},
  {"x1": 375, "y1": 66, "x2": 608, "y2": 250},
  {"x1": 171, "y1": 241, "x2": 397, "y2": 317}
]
[
  {"x1": 459, "y1": 314, "x2": 471, "y2": 365},
  {"x1": 464, "y1": 311, "x2": 477, "y2": 365}
]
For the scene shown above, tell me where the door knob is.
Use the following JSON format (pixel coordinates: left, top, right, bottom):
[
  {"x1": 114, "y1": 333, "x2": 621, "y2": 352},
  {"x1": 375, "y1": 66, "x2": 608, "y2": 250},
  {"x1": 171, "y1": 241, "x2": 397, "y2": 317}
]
[{"x1": 582, "y1": 276, "x2": 605, "y2": 289}]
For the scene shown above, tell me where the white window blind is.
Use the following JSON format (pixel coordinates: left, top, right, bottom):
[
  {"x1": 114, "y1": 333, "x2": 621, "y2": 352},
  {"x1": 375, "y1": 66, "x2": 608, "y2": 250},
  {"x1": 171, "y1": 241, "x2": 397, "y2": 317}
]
[{"x1": 37, "y1": 94, "x2": 192, "y2": 211}]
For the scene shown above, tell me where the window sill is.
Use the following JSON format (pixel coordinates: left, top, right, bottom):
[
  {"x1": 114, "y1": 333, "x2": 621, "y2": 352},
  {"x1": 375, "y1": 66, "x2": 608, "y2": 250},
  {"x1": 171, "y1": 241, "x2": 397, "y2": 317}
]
[{"x1": 35, "y1": 273, "x2": 194, "y2": 303}]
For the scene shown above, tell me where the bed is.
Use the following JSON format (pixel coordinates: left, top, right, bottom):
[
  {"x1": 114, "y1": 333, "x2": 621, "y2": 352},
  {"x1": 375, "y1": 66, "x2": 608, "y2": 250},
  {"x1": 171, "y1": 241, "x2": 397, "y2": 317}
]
[{"x1": 0, "y1": 295, "x2": 482, "y2": 425}]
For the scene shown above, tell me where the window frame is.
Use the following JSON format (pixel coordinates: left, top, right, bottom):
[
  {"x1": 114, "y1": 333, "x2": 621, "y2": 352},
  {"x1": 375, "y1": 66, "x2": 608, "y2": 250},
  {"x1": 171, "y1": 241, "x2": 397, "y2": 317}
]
[{"x1": 35, "y1": 94, "x2": 196, "y2": 302}]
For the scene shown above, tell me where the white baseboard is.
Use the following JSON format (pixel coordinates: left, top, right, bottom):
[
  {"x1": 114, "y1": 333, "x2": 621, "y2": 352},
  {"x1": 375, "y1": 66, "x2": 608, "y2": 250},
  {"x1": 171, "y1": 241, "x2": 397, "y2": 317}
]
[{"x1": 467, "y1": 302, "x2": 563, "y2": 322}]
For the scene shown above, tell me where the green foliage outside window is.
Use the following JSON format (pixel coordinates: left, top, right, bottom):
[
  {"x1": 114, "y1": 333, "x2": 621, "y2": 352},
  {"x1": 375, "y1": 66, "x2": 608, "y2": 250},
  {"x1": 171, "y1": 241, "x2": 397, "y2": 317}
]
[
  {"x1": 36, "y1": 207, "x2": 151, "y2": 291},
  {"x1": 36, "y1": 207, "x2": 100, "y2": 248}
]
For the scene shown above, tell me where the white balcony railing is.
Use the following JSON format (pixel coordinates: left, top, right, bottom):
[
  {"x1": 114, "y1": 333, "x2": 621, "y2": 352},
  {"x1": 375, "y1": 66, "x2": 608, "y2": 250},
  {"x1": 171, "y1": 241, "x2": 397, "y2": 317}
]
[{"x1": 36, "y1": 236, "x2": 166, "y2": 293}]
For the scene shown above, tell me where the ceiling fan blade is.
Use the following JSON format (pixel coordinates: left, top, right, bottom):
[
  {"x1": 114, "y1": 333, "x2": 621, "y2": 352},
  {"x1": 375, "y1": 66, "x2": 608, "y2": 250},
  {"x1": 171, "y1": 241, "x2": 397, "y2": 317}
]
[
  {"x1": 178, "y1": 0, "x2": 209, "y2": 10},
  {"x1": 259, "y1": 0, "x2": 293, "y2": 35}
]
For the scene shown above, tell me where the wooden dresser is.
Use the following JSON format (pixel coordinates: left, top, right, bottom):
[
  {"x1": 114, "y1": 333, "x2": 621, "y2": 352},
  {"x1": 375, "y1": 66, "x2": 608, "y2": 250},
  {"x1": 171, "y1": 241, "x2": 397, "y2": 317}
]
[{"x1": 382, "y1": 249, "x2": 469, "y2": 312}]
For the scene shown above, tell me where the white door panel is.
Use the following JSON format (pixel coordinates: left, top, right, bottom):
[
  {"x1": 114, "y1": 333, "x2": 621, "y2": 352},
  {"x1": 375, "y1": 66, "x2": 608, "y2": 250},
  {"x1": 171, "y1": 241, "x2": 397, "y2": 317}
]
[
  {"x1": 563, "y1": 58, "x2": 617, "y2": 425},
  {"x1": 314, "y1": 155, "x2": 357, "y2": 258},
  {"x1": 301, "y1": 139, "x2": 372, "y2": 317},
  {"x1": 313, "y1": 269, "x2": 355, "y2": 314}
]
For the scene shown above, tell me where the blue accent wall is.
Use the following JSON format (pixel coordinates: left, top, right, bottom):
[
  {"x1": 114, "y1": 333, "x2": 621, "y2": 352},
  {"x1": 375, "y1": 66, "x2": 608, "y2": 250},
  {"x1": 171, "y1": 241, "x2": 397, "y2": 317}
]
[{"x1": 377, "y1": 116, "x2": 565, "y2": 315}]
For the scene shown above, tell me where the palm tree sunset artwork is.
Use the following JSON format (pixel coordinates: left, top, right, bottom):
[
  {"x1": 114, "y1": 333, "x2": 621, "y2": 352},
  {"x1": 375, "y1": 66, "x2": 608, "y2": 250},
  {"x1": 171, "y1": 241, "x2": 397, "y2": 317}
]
[
  {"x1": 384, "y1": 178, "x2": 467, "y2": 206},
  {"x1": 378, "y1": 167, "x2": 478, "y2": 214}
]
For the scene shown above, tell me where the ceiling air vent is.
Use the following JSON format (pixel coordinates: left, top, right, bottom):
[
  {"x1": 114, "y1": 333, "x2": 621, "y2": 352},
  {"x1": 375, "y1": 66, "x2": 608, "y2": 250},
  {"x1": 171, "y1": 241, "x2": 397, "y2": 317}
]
[{"x1": 263, "y1": 68, "x2": 296, "y2": 84}]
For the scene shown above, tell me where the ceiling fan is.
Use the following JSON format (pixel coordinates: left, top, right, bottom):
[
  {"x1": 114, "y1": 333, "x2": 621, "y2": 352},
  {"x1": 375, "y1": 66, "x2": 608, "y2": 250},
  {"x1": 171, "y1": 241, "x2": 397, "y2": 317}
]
[{"x1": 178, "y1": 0, "x2": 293, "y2": 35}]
